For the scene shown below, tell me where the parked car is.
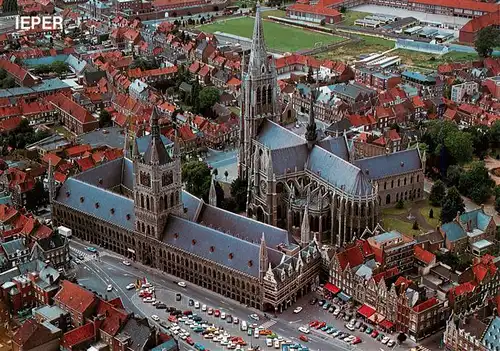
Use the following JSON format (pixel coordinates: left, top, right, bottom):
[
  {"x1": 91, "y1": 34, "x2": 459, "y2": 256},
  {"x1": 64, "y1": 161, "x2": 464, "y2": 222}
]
[
  {"x1": 293, "y1": 307, "x2": 303, "y2": 314},
  {"x1": 208, "y1": 308, "x2": 213, "y2": 315},
  {"x1": 352, "y1": 337, "x2": 362, "y2": 344},
  {"x1": 194, "y1": 301, "x2": 200, "y2": 309},
  {"x1": 318, "y1": 300, "x2": 326, "y2": 306},
  {"x1": 156, "y1": 303, "x2": 166, "y2": 309},
  {"x1": 122, "y1": 260, "x2": 131, "y2": 266},
  {"x1": 177, "y1": 281, "x2": 187, "y2": 288},
  {"x1": 309, "y1": 298, "x2": 318, "y2": 305},
  {"x1": 328, "y1": 306, "x2": 335, "y2": 313},
  {"x1": 176, "y1": 293, "x2": 181, "y2": 301},
  {"x1": 355, "y1": 321, "x2": 362, "y2": 329},
  {"x1": 250, "y1": 314, "x2": 260, "y2": 321},
  {"x1": 86, "y1": 247, "x2": 97, "y2": 253},
  {"x1": 381, "y1": 336, "x2": 390, "y2": 344},
  {"x1": 371, "y1": 330, "x2": 379, "y2": 338},
  {"x1": 299, "y1": 335, "x2": 308, "y2": 342},
  {"x1": 298, "y1": 326, "x2": 310, "y2": 334},
  {"x1": 387, "y1": 339, "x2": 395, "y2": 347},
  {"x1": 107, "y1": 284, "x2": 113, "y2": 292},
  {"x1": 126, "y1": 283, "x2": 135, "y2": 290}
]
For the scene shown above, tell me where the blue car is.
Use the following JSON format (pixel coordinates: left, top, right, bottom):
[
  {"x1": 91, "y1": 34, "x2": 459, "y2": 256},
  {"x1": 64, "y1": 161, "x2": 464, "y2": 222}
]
[
  {"x1": 86, "y1": 247, "x2": 97, "y2": 253},
  {"x1": 194, "y1": 343, "x2": 205, "y2": 351}
]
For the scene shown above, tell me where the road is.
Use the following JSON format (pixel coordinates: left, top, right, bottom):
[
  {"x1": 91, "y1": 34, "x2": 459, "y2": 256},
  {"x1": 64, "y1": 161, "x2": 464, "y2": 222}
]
[{"x1": 69, "y1": 239, "x2": 400, "y2": 351}]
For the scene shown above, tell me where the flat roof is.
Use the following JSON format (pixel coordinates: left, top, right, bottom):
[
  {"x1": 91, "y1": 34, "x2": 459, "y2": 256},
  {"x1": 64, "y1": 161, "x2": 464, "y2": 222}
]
[{"x1": 472, "y1": 239, "x2": 493, "y2": 250}]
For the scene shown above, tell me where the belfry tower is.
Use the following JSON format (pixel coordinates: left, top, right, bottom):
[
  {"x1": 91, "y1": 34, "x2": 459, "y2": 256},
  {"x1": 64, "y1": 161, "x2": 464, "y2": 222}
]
[{"x1": 237, "y1": 1, "x2": 278, "y2": 180}]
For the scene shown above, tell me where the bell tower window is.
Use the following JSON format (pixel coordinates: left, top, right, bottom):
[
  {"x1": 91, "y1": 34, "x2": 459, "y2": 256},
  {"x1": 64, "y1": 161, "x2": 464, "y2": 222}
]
[
  {"x1": 162, "y1": 171, "x2": 173, "y2": 186},
  {"x1": 140, "y1": 172, "x2": 151, "y2": 187}
]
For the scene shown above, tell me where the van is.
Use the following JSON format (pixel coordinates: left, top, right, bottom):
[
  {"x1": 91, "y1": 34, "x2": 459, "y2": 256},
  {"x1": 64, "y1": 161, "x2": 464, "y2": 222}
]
[{"x1": 240, "y1": 321, "x2": 248, "y2": 331}]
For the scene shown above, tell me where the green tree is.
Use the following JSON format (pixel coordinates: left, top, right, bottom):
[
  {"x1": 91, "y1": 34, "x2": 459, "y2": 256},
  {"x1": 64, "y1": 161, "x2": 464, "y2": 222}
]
[
  {"x1": 307, "y1": 66, "x2": 314, "y2": 84},
  {"x1": 396, "y1": 199, "x2": 404, "y2": 209},
  {"x1": 181, "y1": 160, "x2": 211, "y2": 201},
  {"x1": 230, "y1": 177, "x2": 248, "y2": 212},
  {"x1": 440, "y1": 187, "x2": 465, "y2": 223},
  {"x1": 99, "y1": 109, "x2": 112, "y2": 127},
  {"x1": 429, "y1": 180, "x2": 446, "y2": 206},
  {"x1": 465, "y1": 125, "x2": 490, "y2": 159},
  {"x1": 213, "y1": 168, "x2": 218, "y2": 178},
  {"x1": 412, "y1": 220, "x2": 419, "y2": 230},
  {"x1": 494, "y1": 185, "x2": 500, "y2": 199},
  {"x1": 446, "y1": 165, "x2": 463, "y2": 187},
  {"x1": 25, "y1": 180, "x2": 47, "y2": 211},
  {"x1": 475, "y1": 26, "x2": 500, "y2": 58},
  {"x1": 429, "y1": 208, "x2": 434, "y2": 219},
  {"x1": 51, "y1": 61, "x2": 69, "y2": 75},
  {"x1": 458, "y1": 161, "x2": 494, "y2": 204},
  {"x1": 444, "y1": 130, "x2": 473, "y2": 164},
  {"x1": 199, "y1": 86, "x2": 220, "y2": 111},
  {"x1": 2, "y1": 0, "x2": 18, "y2": 14}
]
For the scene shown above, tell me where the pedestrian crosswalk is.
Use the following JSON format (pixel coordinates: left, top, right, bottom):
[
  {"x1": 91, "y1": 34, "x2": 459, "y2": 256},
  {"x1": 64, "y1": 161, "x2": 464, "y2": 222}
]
[
  {"x1": 70, "y1": 247, "x2": 95, "y2": 263},
  {"x1": 258, "y1": 319, "x2": 277, "y2": 329}
]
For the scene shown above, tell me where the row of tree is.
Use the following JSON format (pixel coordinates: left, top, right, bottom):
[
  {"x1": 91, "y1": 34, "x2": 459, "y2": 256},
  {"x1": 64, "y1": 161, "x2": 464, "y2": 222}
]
[
  {"x1": 0, "y1": 119, "x2": 51, "y2": 152},
  {"x1": 0, "y1": 68, "x2": 15, "y2": 89},
  {"x1": 32, "y1": 61, "x2": 70, "y2": 76},
  {"x1": 429, "y1": 181, "x2": 465, "y2": 224}
]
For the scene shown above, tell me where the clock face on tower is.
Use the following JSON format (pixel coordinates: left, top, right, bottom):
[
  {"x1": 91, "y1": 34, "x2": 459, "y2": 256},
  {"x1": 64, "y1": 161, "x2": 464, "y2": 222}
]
[{"x1": 260, "y1": 180, "x2": 267, "y2": 195}]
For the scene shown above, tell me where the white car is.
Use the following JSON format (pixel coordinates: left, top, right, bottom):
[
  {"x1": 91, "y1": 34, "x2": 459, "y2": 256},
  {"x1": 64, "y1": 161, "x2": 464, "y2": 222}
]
[
  {"x1": 298, "y1": 326, "x2": 310, "y2": 334},
  {"x1": 346, "y1": 324, "x2": 355, "y2": 331},
  {"x1": 177, "y1": 281, "x2": 187, "y2": 288},
  {"x1": 201, "y1": 304, "x2": 207, "y2": 311},
  {"x1": 126, "y1": 283, "x2": 135, "y2": 290},
  {"x1": 194, "y1": 301, "x2": 200, "y2": 309},
  {"x1": 122, "y1": 260, "x2": 131, "y2": 266},
  {"x1": 293, "y1": 306, "x2": 303, "y2": 314},
  {"x1": 107, "y1": 284, "x2": 113, "y2": 292},
  {"x1": 250, "y1": 314, "x2": 260, "y2": 321},
  {"x1": 143, "y1": 297, "x2": 155, "y2": 303},
  {"x1": 220, "y1": 312, "x2": 226, "y2": 319},
  {"x1": 151, "y1": 315, "x2": 160, "y2": 322},
  {"x1": 387, "y1": 339, "x2": 395, "y2": 347},
  {"x1": 382, "y1": 336, "x2": 390, "y2": 344},
  {"x1": 266, "y1": 339, "x2": 273, "y2": 347}
]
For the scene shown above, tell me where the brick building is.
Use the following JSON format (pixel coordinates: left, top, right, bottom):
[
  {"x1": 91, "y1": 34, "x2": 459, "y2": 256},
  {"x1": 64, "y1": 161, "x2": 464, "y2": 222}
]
[{"x1": 47, "y1": 94, "x2": 99, "y2": 134}]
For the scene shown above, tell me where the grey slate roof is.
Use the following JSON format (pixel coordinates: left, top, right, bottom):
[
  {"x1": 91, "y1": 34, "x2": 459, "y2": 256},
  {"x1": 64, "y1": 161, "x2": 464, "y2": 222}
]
[
  {"x1": 270, "y1": 144, "x2": 308, "y2": 175},
  {"x1": 136, "y1": 135, "x2": 172, "y2": 155},
  {"x1": 440, "y1": 222, "x2": 466, "y2": 242},
  {"x1": 1, "y1": 239, "x2": 28, "y2": 256},
  {"x1": 326, "y1": 118, "x2": 352, "y2": 134},
  {"x1": 198, "y1": 204, "x2": 289, "y2": 248},
  {"x1": 164, "y1": 216, "x2": 281, "y2": 277},
  {"x1": 307, "y1": 146, "x2": 373, "y2": 196},
  {"x1": 354, "y1": 149, "x2": 422, "y2": 180},
  {"x1": 256, "y1": 119, "x2": 306, "y2": 150},
  {"x1": 143, "y1": 136, "x2": 172, "y2": 165},
  {"x1": 317, "y1": 136, "x2": 349, "y2": 161},
  {"x1": 84, "y1": 70, "x2": 107, "y2": 85},
  {"x1": 119, "y1": 317, "x2": 152, "y2": 351},
  {"x1": 77, "y1": 126, "x2": 126, "y2": 149},
  {"x1": 331, "y1": 82, "x2": 376, "y2": 100},
  {"x1": 182, "y1": 191, "x2": 202, "y2": 221},
  {"x1": 56, "y1": 178, "x2": 135, "y2": 230}
]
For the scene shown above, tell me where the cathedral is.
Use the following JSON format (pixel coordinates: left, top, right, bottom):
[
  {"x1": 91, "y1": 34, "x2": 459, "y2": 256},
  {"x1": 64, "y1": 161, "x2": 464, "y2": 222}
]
[{"x1": 238, "y1": 3, "x2": 424, "y2": 246}]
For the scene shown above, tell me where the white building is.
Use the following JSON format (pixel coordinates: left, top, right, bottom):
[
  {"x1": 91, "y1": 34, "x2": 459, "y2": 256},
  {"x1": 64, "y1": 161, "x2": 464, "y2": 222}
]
[{"x1": 451, "y1": 81, "x2": 478, "y2": 103}]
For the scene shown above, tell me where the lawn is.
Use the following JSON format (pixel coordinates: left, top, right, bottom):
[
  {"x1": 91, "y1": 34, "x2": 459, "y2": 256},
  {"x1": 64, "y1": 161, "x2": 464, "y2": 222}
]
[
  {"x1": 315, "y1": 34, "x2": 394, "y2": 61},
  {"x1": 199, "y1": 17, "x2": 344, "y2": 52},
  {"x1": 382, "y1": 217, "x2": 422, "y2": 237},
  {"x1": 419, "y1": 205, "x2": 441, "y2": 228},
  {"x1": 395, "y1": 49, "x2": 480, "y2": 70},
  {"x1": 382, "y1": 206, "x2": 407, "y2": 216},
  {"x1": 262, "y1": 9, "x2": 286, "y2": 19},
  {"x1": 339, "y1": 11, "x2": 370, "y2": 26}
]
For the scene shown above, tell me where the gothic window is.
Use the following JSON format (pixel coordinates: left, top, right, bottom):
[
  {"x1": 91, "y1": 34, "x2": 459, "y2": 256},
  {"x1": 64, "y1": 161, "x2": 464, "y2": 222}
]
[
  {"x1": 256, "y1": 87, "x2": 261, "y2": 103},
  {"x1": 140, "y1": 172, "x2": 151, "y2": 187},
  {"x1": 162, "y1": 171, "x2": 173, "y2": 186},
  {"x1": 267, "y1": 86, "x2": 272, "y2": 104}
]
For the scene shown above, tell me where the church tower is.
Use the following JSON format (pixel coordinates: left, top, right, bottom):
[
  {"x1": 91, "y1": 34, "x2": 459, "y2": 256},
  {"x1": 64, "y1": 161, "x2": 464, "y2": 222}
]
[
  {"x1": 238, "y1": 1, "x2": 278, "y2": 180},
  {"x1": 133, "y1": 107, "x2": 183, "y2": 240}
]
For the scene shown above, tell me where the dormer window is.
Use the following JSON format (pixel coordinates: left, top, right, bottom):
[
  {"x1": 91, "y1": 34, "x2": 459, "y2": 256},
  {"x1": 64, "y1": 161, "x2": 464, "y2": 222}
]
[
  {"x1": 80, "y1": 196, "x2": 84, "y2": 203},
  {"x1": 95, "y1": 202, "x2": 100, "y2": 208},
  {"x1": 210, "y1": 246, "x2": 215, "y2": 252},
  {"x1": 110, "y1": 208, "x2": 115, "y2": 215},
  {"x1": 248, "y1": 260, "x2": 253, "y2": 267},
  {"x1": 126, "y1": 214, "x2": 130, "y2": 220},
  {"x1": 66, "y1": 191, "x2": 70, "y2": 197},
  {"x1": 228, "y1": 253, "x2": 234, "y2": 260},
  {"x1": 192, "y1": 239, "x2": 196, "y2": 245},
  {"x1": 174, "y1": 233, "x2": 179, "y2": 239}
]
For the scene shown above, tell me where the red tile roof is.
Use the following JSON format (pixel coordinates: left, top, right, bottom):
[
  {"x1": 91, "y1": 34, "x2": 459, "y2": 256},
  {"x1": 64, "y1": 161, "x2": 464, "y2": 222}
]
[
  {"x1": 451, "y1": 281, "x2": 476, "y2": 297},
  {"x1": 410, "y1": 0, "x2": 499, "y2": 13},
  {"x1": 65, "y1": 144, "x2": 92, "y2": 158},
  {"x1": 42, "y1": 153, "x2": 62, "y2": 167},
  {"x1": 13, "y1": 319, "x2": 56, "y2": 349},
  {"x1": 96, "y1": 299, "x2": 129, "y2": 336},
  {"x1": 227, "y1": 77, "x2": 241, "y2": 86},
  {"x1": 0, "y1": 59, "x2": 29, "y2": 82},
  {"x1": 288, "y1": 2, "x2": 341, "y2": 17},
  {"x1": 413, "y1": 297, "x2": 438, "y2": 313},
  {"x1": 54, "y1": 171, "x2": 67, "y2": 183},
  {"x1": 412, "y1": 95, "x2": 426, "y2": 108},
  {"x1": 61, "y1": 322, "x2": 97, "y2": 349},
  {"x1": 0, "y1": 204, "x2": 18, "y2": 222},
  {"x1": 54, "y1": 280, "x2": 97, "y2": 314},
  {"x1": 414, "y1": 245, "x2": 435, "y2": 265},
  {"x1": 336, "y1": 245, "x2": 364, "y2": 270},
  {"x1": 47, "y1": 94, "x2": 96, "y2": 124},
  {"x1": 348, "y1": 114, "x2": 376, "y2": 127},
  {"x1": 0, "y1": 116, "x2": 22, "y2": 133},
  {"x1": 76, "y1": 156, "x2": 95, "y2": 172},
  {"x1": 7, "y1": 168, "x2": 35, "y2": 193}
]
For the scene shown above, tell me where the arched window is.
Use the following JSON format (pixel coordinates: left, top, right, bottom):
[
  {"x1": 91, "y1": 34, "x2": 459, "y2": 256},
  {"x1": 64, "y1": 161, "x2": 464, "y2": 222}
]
[
  {"x1": 384, "y1": 182, "x2": 387, "y2": 190},
  {"x1": 386, "y1": 194, "x2": 391, "y2": 204},
  {"x1": 256, "y1": 87, "x2": 261, "y2": 103},
  {"x1": 267, "y1": 85, "x2": 272, "y2": 104}
]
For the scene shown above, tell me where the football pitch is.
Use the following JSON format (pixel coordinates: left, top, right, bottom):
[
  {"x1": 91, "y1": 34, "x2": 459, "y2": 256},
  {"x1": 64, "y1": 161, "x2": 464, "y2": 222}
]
[{"x1": 199, "y1": 17, "x2": 344, "y2": 52}]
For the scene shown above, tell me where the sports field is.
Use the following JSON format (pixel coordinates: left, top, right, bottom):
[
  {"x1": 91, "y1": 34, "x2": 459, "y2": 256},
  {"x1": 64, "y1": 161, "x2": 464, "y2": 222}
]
[{"x1": 199, "y1": 17, "x2": 344, "y2": 52}]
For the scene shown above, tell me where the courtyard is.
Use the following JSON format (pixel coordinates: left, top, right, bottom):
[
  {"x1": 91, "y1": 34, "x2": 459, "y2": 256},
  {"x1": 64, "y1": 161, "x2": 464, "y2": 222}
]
[
  {"x1": 381, "y1": 199, "x2": 441, "y2": 237},
  {"x1": 199, "y1": 17, "x2": 344, "y2": 52}
]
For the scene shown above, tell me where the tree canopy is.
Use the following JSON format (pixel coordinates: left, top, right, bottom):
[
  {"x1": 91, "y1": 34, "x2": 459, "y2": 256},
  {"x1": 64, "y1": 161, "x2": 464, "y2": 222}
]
[
  {"x1": 199, "y1": 86, "x2": 220, "y2": 112},
  {"x1": 475, "y1": 27, "x2": 500, "y2": 58},
  {"x1": 99, "y1": 109, "x2": 112, "y2": 128},
  {"x1": 458, "y1": 161, "x2": 495, "y2": 204},
  {"x1": 440, "y1": 187, "x2": 465, "y2": 223},
  {"x1": 181, "y1": 160, "x2": 211, "y2": 201},
  {"x1": 429, "y1": 180, "x2": 446, "y2": 207},
  {"x1": 230, "y1": 177, "x2": 248, "y2": 213}
]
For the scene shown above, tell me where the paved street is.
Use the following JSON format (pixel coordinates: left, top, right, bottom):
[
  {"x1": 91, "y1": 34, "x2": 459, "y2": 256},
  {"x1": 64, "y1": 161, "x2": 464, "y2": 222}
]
[
  {"x1": 204, "y1": 148, "x2": 238, "y2": 184},
  {"x1": 69, "y1": 239, "x2": 411, "y2": 350}
]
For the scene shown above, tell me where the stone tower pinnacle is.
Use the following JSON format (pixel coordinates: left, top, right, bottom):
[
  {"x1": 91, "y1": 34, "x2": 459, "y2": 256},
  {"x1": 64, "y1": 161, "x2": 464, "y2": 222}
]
[
  {"x1": 259, "y1": 232, "x2": 268, "y2": 278},
  {"x1": 209, "y1": 175, "x2": 217, "y2": 207},
  {"x1": 248, "y1": 1, "x2": 267, "y2": 73},
  {"x1": 305, "y1": 86, "x2": 318, "y2": 149},
  {"x1": 144, "y1": 107, "x2": 172, "y2": 165}
]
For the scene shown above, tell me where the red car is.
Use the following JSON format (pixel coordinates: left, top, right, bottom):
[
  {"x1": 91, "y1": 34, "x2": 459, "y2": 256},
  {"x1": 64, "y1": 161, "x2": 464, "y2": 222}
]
[
  {"x1": 352, "y1": 337, "x2": 362, "y2": 344},
  {"x1": 183, "y1": 310, "x2": 192, "y2": 316},
  {"x1": 167, "y1": 315, "x2": 177, "y2": 323},
  {"x1": 299, "y1": 335, "x2": 309, "y2": 342},
  {"x1": 309, "y1": 320, "x2": 319, "y2": 328},
  {"x1": 316, "y1": 322, "x2": 326, "y2": 329},
  {"x1": 214, "y1": 309, "x2": 221, "y2": 317},
  {"x1": 371, "y1": 330, "x2": 379, "y2": 338},
  {"x1": 186, "y1": 337, "x2": 194, "y2": 345}
]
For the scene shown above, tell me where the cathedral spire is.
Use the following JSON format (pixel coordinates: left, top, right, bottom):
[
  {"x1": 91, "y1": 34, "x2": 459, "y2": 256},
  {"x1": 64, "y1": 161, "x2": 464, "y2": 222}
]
[
  {"x1": 132, "y1": 132, "x2": 139, "y2": 159},
  {"x1": 209, "y1": 175, "x2": 217, "y2": 207},
  {"x1": 259, "y1": 232, "x2": 268, "y2": 278},
  {"x1": 301, "y1": 203, "x2": 311, "y2": 247},
  {"x1": 248, "y1": 1, "x2": 267, "y2": 73},
  {"x1": 123, "y1": 127, "x2": 130, "y2": 158},
  {"x1": 306, "y1": 86, "x2": 318, "y2": 149}
]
